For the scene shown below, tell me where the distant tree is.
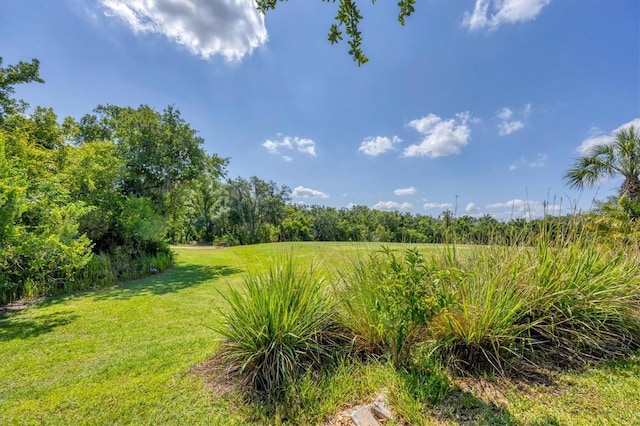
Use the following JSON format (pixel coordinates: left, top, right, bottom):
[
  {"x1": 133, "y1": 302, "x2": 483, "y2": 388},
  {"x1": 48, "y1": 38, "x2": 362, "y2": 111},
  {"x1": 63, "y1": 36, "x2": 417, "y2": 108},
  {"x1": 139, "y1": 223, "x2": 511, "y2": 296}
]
[
  {"x1": 226, "y1": 177, "x2": 290, "y2": 244},
  {"x1": 565, "y1": 126, "x2": 640, "y2": 200},
  {"x1": 256, "y1": 0, "x2": 416, "y2": 66},
  {"x1": 0, "y1": 57, "x2": 44, "y2": 122},
  {"x1": 181, "y1": 155, "x2": 229, "y2": 243}
]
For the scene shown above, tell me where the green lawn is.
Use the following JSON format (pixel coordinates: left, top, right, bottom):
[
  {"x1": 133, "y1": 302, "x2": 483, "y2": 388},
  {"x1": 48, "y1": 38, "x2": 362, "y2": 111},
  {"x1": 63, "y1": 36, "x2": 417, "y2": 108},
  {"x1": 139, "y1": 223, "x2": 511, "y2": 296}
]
[{"x1": 1, "y1": 243, "x2": 638, "y2": 425}]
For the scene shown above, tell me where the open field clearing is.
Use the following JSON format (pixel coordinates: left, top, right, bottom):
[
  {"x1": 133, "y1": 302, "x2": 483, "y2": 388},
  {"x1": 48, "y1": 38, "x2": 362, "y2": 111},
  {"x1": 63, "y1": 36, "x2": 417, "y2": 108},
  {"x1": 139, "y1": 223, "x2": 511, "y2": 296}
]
[{"x1": 1, "y1": 243, "x2": 639, "y2": 425}]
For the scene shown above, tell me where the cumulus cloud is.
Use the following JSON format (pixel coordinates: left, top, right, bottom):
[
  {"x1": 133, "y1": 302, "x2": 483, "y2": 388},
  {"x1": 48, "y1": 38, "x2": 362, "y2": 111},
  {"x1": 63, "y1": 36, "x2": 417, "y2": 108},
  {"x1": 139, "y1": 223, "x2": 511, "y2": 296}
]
[
  {"x1": 498, "y1": 120, "x2": 524, "y2": 136},
  {"x1": 99, "y1": 0, "x2": 267, "y2": 61},
  {"x1": 394, "y1": 186, "x2": 416, "y2": 196},
  {"x1": 358, "y1": 135, "x2": 402, "y2": 156},
  {"x1": 263, "y1": 135, "x2": 317, "y2": 160},
  {"x1": 465, "y1": 202, "x2": 480, "y2": 213},
  {"x1": 509, "y1": 153, "x2": 548, "y2": 170},
  {"x1": 496, "y1": 107, "x2": 513, "y2": 121},
  {"x1": 463, "y1": 0, "x2": 552, "y2": 31},
  {"x1": 404, "y1": 112, "x2": 473, "y2": 158},
  {"x1": 485, "y1": 198, "x2": 562, "y2": 220},
  {"x1": 373, "y1": 201, "x2": 413, "y2": 211},
  {"x1": 576, "y1": 118, "x2": 640, "y2": 155},
  {"x1": 292, "y1": 186, "x2": 329, "y2": 199},
  {"x1": 423, "y1": 202, "x2": 453, "y2": 210},
  {"x1": 496, "y1": 104, "x2": 531, "y2": 136}
]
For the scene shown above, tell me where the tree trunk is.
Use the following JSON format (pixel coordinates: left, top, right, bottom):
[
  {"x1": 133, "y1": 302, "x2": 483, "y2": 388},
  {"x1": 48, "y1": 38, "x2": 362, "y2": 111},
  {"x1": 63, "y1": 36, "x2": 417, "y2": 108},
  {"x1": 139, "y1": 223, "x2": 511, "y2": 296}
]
[{"x1": 620, "y1": 176, "x2": 640, "y2": 199}]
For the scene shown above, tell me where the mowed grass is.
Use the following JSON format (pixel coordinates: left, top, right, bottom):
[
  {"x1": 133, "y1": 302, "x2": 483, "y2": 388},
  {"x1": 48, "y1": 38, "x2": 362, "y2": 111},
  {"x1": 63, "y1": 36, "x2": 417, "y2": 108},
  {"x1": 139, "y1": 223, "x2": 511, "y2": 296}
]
[{"x1": 1, "y1": 242, "x2": 639, "y2": 425}]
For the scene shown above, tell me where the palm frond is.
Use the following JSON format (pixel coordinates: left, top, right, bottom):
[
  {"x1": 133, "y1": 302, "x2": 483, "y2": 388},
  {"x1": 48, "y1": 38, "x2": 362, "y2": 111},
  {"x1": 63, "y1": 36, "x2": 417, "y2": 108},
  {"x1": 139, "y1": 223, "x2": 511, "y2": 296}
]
[{"x1": 565, "y1": 126, "x2": 640, "y2": 191}]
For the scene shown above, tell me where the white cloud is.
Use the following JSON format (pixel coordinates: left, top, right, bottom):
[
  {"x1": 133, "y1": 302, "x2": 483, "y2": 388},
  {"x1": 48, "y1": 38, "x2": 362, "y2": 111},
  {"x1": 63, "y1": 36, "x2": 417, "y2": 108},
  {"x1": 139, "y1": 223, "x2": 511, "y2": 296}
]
[
  {"x1": 496, "y1": 107, "x2": 513, "y2": 121},
  {"x1": 528, "y1": 153, "x2": 548, "y2": 168},
  {"x1": 576, "y1": 118, "x2": 640, "y2": 155},
  {"x1": 263, "y1": 135, "x2": 317, "y2": 160},
  {"x1": 99, "y1": 0, "x2": 267, "y2": 61},
  {"x1": 496, "y1": 104, "x2": 532, "y2": 136},
  {"x1": 423, "y1": 202, "x2": 453, "y2": 210},
  {"x1": 358, "y1": 135, "x2": 402, "y2": 156},
  {"x1": 485, "y1": 198, "x2": 562, "y2": 220},
  {"x1": 394, "y1": 186, "x2": 416, "y2": 196},
  {"x1": 373, "y1": 201, "x2": 413, "y2": 211},
  {"x1": 498, "y1": 120, "x2": 524, "y2": 136},
  {"x1": 292, "y1": 186, "x2": 329, "y2": 199},
  {"x1": 509, "y1": 153, "x2": 548, "y2": 170},
  {"x1": 486, "y1": 199, "x2": 528, "y2": 210},
  {"x1": 404, "y1": 112, "x2": 473, "y2": 158},
  {"x1": 465, "y1": 202, "x2": 480, "y2": 213},
  {"x1": 463, "y1": 0, "x2": 552, "y2": 31}
]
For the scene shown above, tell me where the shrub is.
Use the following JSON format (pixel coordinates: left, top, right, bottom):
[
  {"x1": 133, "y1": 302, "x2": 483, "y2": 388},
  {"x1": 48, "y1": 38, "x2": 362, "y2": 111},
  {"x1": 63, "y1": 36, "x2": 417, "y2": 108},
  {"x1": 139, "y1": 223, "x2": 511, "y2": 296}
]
[
  {"x1": 215, "y1": 256, "x2": 345, "y2": 400},
  {"x1": 337, "y1": 247, "x2": 454, "y2": 367}
]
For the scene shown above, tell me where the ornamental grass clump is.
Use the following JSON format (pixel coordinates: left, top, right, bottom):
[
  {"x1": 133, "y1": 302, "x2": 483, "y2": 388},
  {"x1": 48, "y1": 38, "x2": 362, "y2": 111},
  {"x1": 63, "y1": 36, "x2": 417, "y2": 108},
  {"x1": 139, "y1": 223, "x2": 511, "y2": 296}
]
[
  {"x1": 215, "y1": 257, "x2": 345, "y2": 401},
  {"x1": 428, "y1": 238, "x2": 640, "y2": 370},
  {"x1": 523, "y1": 241, "x2": 640, "y2": 363},
  {"x1": 428, "y1": 245, "x2": 534, "y2": 371}
]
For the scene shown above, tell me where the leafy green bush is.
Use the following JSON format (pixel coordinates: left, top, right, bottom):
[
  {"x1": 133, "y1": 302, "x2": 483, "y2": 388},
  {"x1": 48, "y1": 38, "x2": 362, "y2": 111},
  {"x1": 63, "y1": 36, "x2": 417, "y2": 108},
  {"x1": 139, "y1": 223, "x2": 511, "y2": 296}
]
[
  {"x1": 337, "y1": 247, "x2": 454, "y2": 367},
  {"x1": 215, "y1": 257, "x2": 345, "y2": 400}
]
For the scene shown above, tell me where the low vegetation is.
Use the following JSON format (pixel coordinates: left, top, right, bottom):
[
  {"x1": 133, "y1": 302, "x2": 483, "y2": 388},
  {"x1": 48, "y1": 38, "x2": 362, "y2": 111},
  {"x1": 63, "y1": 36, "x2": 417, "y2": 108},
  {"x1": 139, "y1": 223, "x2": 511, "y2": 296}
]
[
  {"x1": 2, "y1": 242, "x2": 640, "y2": 424},
  {"x1": 215, "y1": 258, "x2": 344, "y2": 399}
]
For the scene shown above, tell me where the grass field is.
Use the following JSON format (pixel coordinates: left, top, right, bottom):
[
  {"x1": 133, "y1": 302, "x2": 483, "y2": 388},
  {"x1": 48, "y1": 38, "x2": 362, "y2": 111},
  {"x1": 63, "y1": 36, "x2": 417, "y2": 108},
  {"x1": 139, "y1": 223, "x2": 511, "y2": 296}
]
[{"x1": 1, "y1": 242, "x2": 639, "y2": 425}]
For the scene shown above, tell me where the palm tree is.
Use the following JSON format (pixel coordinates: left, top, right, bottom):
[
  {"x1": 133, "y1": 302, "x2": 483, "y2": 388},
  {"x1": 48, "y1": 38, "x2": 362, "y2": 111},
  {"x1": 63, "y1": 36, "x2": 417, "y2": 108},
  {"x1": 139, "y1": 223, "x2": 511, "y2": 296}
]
[{"x1": 565, "y1": 126, "x2": 640, "y2": 199}]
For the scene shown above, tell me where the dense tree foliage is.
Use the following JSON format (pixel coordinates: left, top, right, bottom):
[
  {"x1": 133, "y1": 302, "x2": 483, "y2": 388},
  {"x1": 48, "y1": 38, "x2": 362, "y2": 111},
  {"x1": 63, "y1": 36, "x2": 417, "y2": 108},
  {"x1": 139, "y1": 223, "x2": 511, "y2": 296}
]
[{"x1": 0, "y1": 58, "x2": 223, "y2": 302}]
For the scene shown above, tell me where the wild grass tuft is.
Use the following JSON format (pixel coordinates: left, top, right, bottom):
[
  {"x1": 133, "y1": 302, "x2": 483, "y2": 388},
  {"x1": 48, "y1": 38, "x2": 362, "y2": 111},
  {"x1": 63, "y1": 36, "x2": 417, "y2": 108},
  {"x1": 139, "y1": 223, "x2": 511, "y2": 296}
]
[{"x1": 214, "y1": 256, "x2": 346, "y2": 401}]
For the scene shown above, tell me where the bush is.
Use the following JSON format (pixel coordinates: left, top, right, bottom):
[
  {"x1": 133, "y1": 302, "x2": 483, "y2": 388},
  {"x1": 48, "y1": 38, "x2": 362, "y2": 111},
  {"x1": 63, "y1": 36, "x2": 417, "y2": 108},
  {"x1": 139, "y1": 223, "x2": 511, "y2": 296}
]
[
  {"x1": 215, "y1": 256, "x2": 345, "y2": 400},
  {"x1": 338, "y1": 239, "x2": 640, "y2": 373},
  {"x1": 337, "y1": 247, "x2": 454, "y2": 367}
]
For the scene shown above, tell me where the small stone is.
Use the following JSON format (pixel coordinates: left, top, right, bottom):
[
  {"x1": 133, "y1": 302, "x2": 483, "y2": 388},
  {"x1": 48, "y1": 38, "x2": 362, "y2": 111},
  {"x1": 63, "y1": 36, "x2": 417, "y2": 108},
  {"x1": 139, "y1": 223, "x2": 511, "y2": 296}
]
[
  {"x1": 350, "y1": 405, "x2": 381, "y2": 426},
  {"x1": 371, "y1": 394, "x2": 393, "y2": 420}
]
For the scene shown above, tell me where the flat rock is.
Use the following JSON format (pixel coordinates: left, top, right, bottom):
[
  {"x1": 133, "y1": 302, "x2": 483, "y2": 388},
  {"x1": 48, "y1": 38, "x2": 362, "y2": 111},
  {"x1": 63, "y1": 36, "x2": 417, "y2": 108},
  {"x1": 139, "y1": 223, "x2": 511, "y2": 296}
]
[{"x1": 350, "y1": 405, "x2": 381, "y2": 426}]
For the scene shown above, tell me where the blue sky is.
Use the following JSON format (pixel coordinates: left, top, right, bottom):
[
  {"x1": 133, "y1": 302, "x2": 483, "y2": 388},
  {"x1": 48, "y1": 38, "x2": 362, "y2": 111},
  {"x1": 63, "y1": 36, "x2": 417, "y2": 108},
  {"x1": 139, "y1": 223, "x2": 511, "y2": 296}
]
[{"x1": 2, "y1": 0, "x2": 639, "y2": 220}]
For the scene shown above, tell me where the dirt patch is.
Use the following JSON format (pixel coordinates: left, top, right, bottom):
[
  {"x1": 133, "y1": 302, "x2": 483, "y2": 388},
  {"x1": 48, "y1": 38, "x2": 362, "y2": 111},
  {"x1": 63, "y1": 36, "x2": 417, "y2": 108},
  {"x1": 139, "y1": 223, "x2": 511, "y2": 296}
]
[
  {"x1": 191, "y1": 355, "x2": 245, "y2": 398},
  {"x1": 0, "y1": 297, "x2": 45, "y2": 313},
  {"x1": 322, "y1": 411, "x2": 358, "y2": 426}
]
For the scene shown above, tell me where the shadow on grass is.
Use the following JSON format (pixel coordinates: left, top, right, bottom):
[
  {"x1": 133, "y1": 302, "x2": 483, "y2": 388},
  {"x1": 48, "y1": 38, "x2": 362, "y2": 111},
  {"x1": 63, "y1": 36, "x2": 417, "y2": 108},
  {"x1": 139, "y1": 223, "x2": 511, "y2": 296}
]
[
  {"x1": 89, "y1": 264, "x2": 242, "y2": 301},
  {"x1": 0, "y1": 310, "x2": 78, "y2": 342},
  {"x1": 433, "y1": 388, "x2": 517, "y2": 425}
]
